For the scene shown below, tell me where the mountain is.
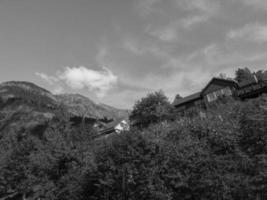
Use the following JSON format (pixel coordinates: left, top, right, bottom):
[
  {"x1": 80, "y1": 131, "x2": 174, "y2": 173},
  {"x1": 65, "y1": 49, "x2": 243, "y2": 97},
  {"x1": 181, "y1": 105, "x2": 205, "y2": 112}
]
[
  {"x1": 0, "y1": 83, "x2": 129, "y2": 200},
  {"x1": 56, "y1": 94, "x2": 129, "y2": 120},
  {"x1": 0, "y1": 81, "x2": 128, "y2": 132},
  {"x1": 99, "y1": 103, "x2": 130, "y2": 120},
  {"x1": 0, "y1": 81, "x2": 64, "y2": 139},
  {"x1": 0, "y1": 81, "x2": 58, "y2": 107}
]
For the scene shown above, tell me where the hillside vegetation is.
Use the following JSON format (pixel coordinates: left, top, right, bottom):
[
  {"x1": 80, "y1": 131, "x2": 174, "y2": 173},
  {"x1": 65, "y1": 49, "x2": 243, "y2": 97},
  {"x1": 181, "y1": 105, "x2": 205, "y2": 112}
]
[
  {"x1": 0, "y1": 68, "x2": 266, "y2": 200},
  {"x1": 1, "y1": 95, "x2": 266, "y2": 199}
]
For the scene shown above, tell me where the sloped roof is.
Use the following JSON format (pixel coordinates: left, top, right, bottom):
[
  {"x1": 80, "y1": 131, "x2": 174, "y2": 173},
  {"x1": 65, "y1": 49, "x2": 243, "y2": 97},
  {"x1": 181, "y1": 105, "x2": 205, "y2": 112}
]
[
  {"x1": 104, "y1": 118, "x2": 124, "y2": 129},
  {"x1": 173, "y1": 77, "x2": 238, "y2": 107},
  {"x1": 238, "y1": 79, "x2": 257, "y2": 88},
  {"x1": 97, "y1": 118, "x2": 126, "y2": 135},
  {"x1": 201, "y1": 78, "x2": 238, "y2": 94},
  {"x1": 173, "y1": 92, "x2": 202, "y2": 107}
]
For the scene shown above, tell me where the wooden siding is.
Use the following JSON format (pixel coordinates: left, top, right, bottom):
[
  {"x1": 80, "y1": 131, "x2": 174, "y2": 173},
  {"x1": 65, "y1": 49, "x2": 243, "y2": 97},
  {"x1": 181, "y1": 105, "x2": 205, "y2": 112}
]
[
  {"x1": 174, "y1": 77, "x2": 266, "y2": 115},
  {"x1": 238, "y1": 81, "x2": 267, "y2": 99},
  {"x1": 202, "y1": 79, "x2": 236, "y2": 95}
]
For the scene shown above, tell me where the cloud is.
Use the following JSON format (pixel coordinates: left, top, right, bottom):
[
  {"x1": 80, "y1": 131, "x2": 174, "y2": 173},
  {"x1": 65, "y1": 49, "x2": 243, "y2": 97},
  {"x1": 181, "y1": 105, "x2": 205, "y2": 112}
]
[
  {"x1": 123, "y1": 38, "x2": 168, "y2": 57},
  {"x1": 186, "y1": 42, "x2": 267, "y2": 78},
  {"x1": 181, "y1": 15, "x2": 209, "y2": 28},
  {"x1": 136, "y1": 0, "x2": 162, "y2": 16},
  {"x1": 35, "y1": 72, "x2": 59, "y2": 85},
  {"x1": 123, "y1": 39, "x2": 146, "y2": 55},
  {"x1": 138, "y1": 0, "x2": 220, "y2": 18},
  {"x1": 36, "y1": 72, "x2": 64, "y2": 94},
  {"x1": 148, "y1": 25, "x2": 179, "y2": 42},
  {"x1": 142, "y1": 0, "x2": 220, "y2": 42},
  {"x1": 242, "y1": 0, "x2": 267, "y2": 10},
  {"x1": 59, "y1": 66, "x2": 117, "y2": 98},
  {"x1": 52, "y1": 86, "x2": 64, "y2": 94},
  {"x1": 177, "y1": 0, "x2": 219, "y2": 13},
  {"x1": 228, "y1": 24, "x2": 267, "y2": 42},
  {"x1": 37, "y1": 66, "x2": 118, "y2": 98}
]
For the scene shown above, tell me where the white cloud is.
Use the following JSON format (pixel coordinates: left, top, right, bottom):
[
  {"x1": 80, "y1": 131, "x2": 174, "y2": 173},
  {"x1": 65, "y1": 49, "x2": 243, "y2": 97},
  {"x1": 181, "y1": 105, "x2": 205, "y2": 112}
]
[
  {"x1": 37, "y1": 66, "x2": 118, "y2": 98},
  {"x1": 228, "y1": 24, "x2": 267, "y2": 42},
  {"x1": 59, "y1": 66, "x2": 117, "y2": 98},
  {"x1": 35, "y1": 72, "x2": 59, "y2": 85}
]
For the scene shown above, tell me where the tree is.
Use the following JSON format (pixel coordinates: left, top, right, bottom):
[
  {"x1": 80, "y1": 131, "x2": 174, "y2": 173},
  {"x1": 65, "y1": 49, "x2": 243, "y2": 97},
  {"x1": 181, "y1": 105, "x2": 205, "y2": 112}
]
[
  {"x1": 256, "y1": 70, "x2": 267, "y2": 82},
  {"x1": 129, "y1": 91, "x2": 173, "y2": 129},
  {"x1": 235, "y1": 67, "x2": 254, "y2": 83},
  {"x1": 0, "y1": 113, "x2": 97, "y2": 200},
  {"x1": 174, "y1": 94, "x2": 182, "y2": 102}
]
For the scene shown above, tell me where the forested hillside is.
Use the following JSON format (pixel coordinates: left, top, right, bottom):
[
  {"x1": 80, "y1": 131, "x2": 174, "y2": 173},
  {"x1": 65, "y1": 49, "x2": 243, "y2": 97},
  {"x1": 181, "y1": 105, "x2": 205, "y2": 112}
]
[
  {"x1": 1, "y1": 94, "x2": 266, "y2": 199},
  {"x1": 0, "y1": 68, "x2": 266, "y2": 200}
]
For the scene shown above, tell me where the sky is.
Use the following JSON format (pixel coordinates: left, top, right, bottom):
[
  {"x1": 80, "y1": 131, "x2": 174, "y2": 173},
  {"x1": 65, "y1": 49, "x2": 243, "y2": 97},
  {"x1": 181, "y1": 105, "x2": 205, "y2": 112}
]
[{"x1": 0, "y1": 0, "x2": 267, "y2": 109}]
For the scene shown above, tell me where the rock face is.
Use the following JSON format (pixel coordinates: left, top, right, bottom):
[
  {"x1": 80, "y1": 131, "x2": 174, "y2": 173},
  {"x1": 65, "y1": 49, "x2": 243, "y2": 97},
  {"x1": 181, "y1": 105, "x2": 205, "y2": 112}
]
[{"x1": 0, "y1": 81, "x2": 128, "y2": 138}]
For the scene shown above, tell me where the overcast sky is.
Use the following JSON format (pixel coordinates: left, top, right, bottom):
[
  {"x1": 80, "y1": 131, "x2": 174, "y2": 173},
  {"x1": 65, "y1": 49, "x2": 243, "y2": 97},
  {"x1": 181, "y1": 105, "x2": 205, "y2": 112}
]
[{"x1": 0, "y1": 0, "x2": 267, "y2": 109}]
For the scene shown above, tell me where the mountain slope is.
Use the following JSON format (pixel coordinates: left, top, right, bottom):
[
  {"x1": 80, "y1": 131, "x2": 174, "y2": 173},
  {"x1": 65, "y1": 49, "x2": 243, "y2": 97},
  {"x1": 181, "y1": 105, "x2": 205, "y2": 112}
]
[
  {"x1": 0, "y1": 80, "x2": 129, "y2": 148},
  {"x1": 0, "y1": 81, "x2": 128, "y2": 123},
  {"x1": 0, "y1": 81, "x2": 65, "y2": 139},
  {"x1": 56, "y1": 94, "x2": 129, "y2": 120},
  {"x1": 100, "y1": 103, "x2": 130, "y2": 120},
  {"x1": 0, "y1": 81, "x2": 58, "y2": 108}
]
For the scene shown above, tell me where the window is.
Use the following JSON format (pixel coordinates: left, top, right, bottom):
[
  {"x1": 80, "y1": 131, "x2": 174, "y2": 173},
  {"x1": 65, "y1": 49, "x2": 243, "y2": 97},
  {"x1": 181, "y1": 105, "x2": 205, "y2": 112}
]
[
  {"x1": 207, "y1": 92, "x2": 217, "y2": 102},
  {"x1": 222, "y1": 87, "x2": 232, "y2": 96},
  {"x1": 206, "y1": 87, "x2": 233, "y2": 102}
]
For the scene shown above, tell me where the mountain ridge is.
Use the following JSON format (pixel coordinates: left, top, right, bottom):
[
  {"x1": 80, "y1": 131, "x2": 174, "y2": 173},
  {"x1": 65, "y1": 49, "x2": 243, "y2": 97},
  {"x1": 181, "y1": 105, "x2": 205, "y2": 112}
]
[{"x1": 0, "y1": 81, "x2": 129, "y2": 120}]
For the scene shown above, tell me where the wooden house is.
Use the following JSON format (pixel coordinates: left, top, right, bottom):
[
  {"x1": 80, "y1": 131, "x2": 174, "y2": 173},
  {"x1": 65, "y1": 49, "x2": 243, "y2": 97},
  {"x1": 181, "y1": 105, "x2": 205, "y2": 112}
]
[
  {"x1": 201, "y1": 78, "x2": 238, "y2": 105},
  {"x1": 173, "y1": 92, "x2": 203, "y2": 113},
  {"x1": 237, "y1": 77, "x2": 267, "y2": 99},
  {"x1": 173, "y1": 76, "x2": 267, "y2": 113}
]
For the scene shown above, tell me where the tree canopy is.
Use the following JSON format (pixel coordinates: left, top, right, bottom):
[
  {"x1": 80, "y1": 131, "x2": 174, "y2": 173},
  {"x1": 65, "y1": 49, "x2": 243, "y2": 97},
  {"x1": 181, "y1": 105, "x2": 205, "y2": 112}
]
[
  {"x1": 235, "y1": 67, "x2": 267, "y2": 83},
  {"x1": 129, "y1": 90, "x2": 173, "y2": 129},
  {"x1": 235, "y1": 67, "x2": 254, "y2": 83}
]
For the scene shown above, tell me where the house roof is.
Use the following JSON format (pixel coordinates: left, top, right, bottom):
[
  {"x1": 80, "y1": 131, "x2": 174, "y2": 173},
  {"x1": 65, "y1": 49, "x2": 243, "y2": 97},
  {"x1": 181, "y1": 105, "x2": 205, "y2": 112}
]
[
  {"x1": 97, "y1": 118, "x2": 126, "y2": 135},
  {"x1": 104, "y1": 118, "x2": 124, "y2": 129},
  {"x1": 201, "y1": 78, "x2": 238, "y2": 94},
  {"x1": 173, "y1": 92, "x2": 202, "y2": 107},
  {"x1": 238, "y1": 79, "x2": 257, "y2": 88},
  {"x1": 173, "y1": 77, "x2": 238, "y2": 107}
]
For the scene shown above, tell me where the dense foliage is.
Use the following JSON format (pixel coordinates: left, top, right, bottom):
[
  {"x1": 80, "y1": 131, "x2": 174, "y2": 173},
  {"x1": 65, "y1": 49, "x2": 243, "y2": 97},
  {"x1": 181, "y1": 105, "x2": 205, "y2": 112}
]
[
  {"x1": 1, "y1": 71, "x2": 267, "y2": 200},
  {"x1": 92, "y1": 96, "x2": 267, "y2": 200},
  {"x1": 235, "y1": 67, "x2": 267, "y2": 83},
  {"x1": 0, "y1": 94, "x2": 266, "y2": 200},
  {"x1": 129, "y1": 90, "x2": 173, "y2": 129}
]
